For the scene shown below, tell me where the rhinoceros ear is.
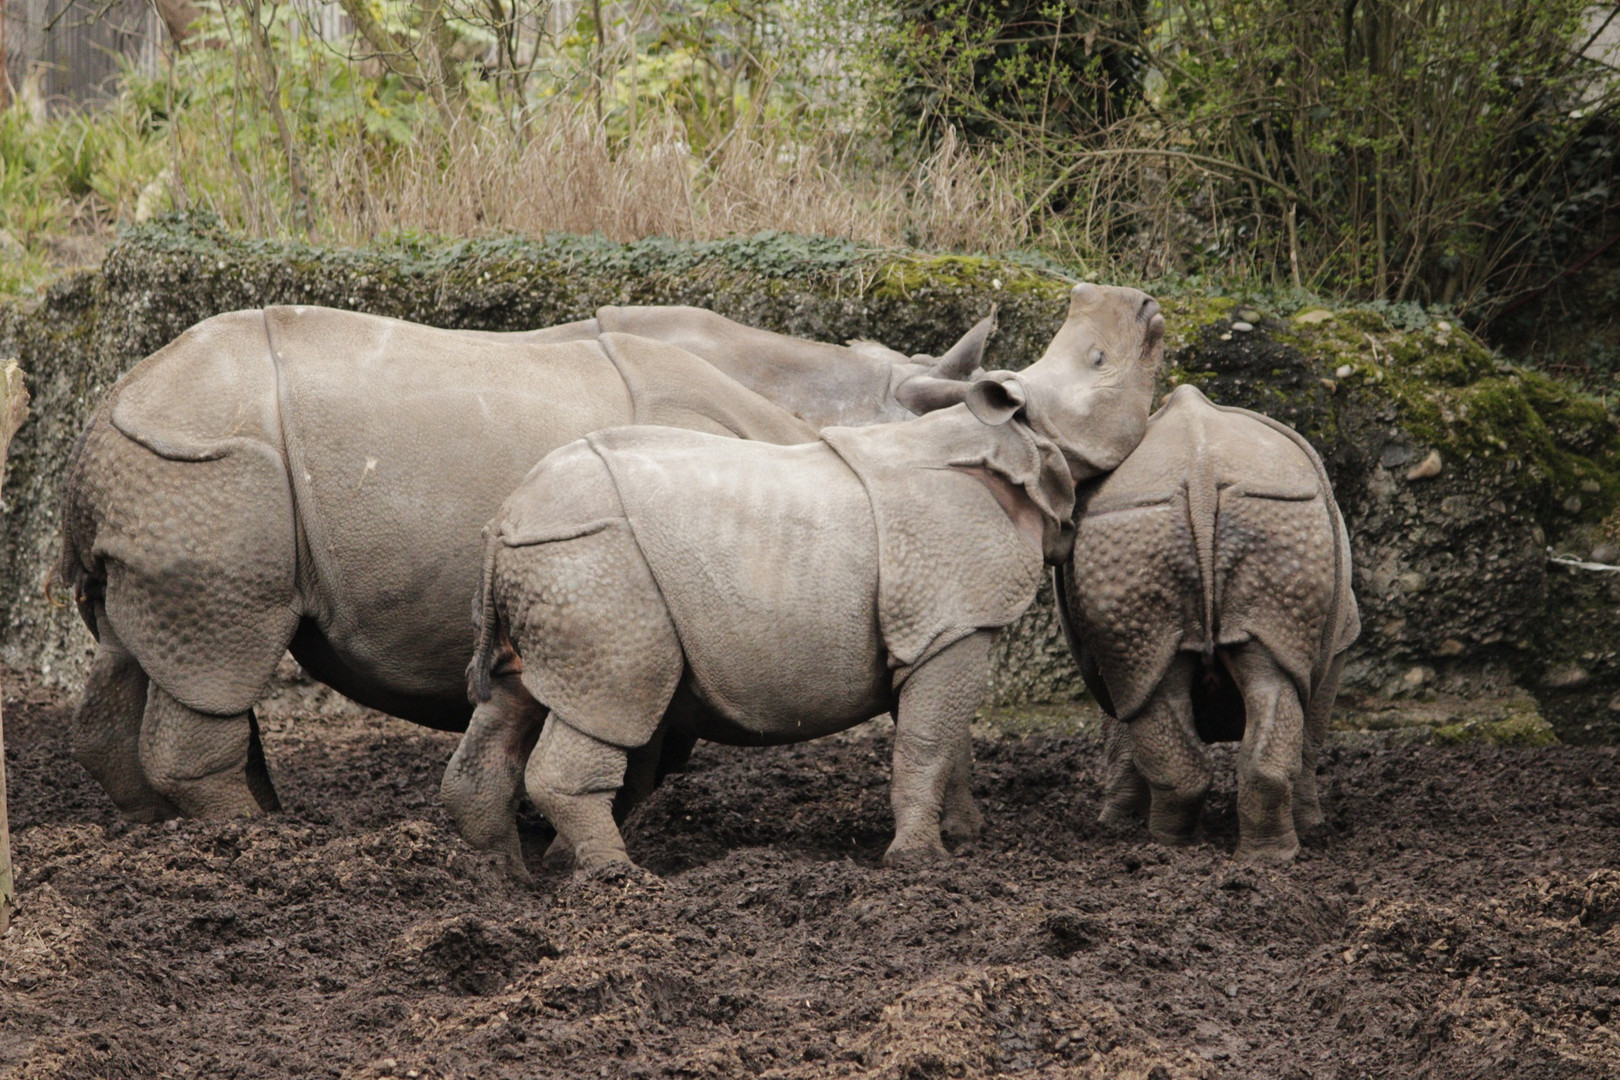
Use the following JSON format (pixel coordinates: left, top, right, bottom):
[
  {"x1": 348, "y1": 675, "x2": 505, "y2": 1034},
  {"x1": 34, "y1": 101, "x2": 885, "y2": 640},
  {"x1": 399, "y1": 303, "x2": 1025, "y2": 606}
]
[
  {"x1": 964, "y1": 373, "x2": 1027, "y2": 426},
  {"x1": 921, "y1": 305, "x2": 998, "y2": 380},
  {"x1": 894, "y1": 373, "x2": 971, "y2": 415}
]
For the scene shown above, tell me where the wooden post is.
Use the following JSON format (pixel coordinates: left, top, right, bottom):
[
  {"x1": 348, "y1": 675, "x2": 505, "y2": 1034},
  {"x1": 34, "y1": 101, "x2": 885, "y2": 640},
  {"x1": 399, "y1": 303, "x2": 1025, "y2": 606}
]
[{"x1": 0, "y1": 358, "x2": 30, "y2": 936}]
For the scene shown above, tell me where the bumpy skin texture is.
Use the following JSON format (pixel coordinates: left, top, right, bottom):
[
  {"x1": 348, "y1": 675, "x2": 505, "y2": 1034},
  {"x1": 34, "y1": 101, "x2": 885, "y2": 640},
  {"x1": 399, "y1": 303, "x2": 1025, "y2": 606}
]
[
  {"x1": 60, "y1": 304, "x2": 993, "y2": 821},
  {"x1": 470, "y1": 284, "x2": 1167, "y2": 874},
  {"x1": 1060, "y1": 385, "x2": 1361, "y2": 863},
  {"x1": 494, "y1": 421, "x2": 1042, "y2": 871}
]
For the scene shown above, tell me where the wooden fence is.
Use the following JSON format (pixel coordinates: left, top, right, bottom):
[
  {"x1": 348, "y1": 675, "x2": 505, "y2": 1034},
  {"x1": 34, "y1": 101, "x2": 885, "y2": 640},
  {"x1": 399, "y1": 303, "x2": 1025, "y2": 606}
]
[
  {"x1": 0, "y1": 0, "x2": 603, "y2": 114},
  {"x1": 2, "y1": 0, "x2": 162, "y2": 112}
]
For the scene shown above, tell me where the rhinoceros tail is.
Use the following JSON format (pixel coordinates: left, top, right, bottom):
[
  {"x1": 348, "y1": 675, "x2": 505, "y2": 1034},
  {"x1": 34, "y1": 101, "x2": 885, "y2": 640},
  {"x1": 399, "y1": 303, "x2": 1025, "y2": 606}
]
[
  {"x1": 1184, "y1": 423, "x2": 1219, "y2": 656},
  {"x1": 467, "y1": 527, "x2": 502, "y2": 704},
  {"x1": 52, "y1": 417, "x2": 101, "y2": 636}
]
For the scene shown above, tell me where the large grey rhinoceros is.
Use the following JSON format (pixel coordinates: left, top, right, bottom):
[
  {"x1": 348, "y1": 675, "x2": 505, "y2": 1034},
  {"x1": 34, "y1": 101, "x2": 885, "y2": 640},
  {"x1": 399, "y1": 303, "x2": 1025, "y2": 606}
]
[
  {"x1": 1056, "y1": 384, "x2": 1360, "y2": 863},
  {"x1": 56, "y1": 304, "x2": 995, "y2": 823},
  {"x1": 465, "y1": 284, "x2": 1164, "y2": 871}
]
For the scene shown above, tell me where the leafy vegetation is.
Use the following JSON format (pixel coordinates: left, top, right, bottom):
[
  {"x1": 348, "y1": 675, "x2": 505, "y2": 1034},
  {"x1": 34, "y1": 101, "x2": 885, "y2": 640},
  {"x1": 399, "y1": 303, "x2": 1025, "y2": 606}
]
[
  {"x1": 3, "y1": 0, "x2": 1620, "y2": 341},
  {"x1": 877, "y1": 0, "x2": 1620, "y2": 320}
]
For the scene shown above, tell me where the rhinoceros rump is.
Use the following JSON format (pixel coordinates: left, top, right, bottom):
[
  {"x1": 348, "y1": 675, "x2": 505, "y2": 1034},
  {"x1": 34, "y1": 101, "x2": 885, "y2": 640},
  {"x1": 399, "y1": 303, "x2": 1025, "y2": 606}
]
[
  {"x1": 57, "y1": 305, "x2": 994, "y2": 822},
  {"x1": 1058, "y1": 384, "x2": 1360, "y2": 863}
]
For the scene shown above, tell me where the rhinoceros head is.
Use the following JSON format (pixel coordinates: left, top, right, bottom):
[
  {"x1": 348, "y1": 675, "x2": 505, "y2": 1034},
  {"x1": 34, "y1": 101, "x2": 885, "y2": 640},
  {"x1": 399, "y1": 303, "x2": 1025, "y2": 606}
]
[{"x1": 963, "y1": 283, "x2": 1163, "y2": 480}]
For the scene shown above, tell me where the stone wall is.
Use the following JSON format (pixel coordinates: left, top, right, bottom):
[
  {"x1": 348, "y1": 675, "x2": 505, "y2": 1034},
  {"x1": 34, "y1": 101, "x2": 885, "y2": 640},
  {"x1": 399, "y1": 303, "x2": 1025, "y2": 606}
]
[{"x1": 3, "y1": 216, "x2": 1618, "y2": 739}]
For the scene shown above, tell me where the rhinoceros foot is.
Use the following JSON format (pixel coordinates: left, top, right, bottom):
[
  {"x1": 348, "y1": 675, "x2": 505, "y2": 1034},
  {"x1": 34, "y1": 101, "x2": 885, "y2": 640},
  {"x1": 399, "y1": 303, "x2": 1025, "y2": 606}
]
[
  {"x1": 940, "y1": 801, "x2": 985, "y2": 845},
  {"x1": 540, "y1": 834, "x2": 575, "y2": 871},
  {"x1": 1234, "y1": 836, "x2": 1301, "y2": 866},
  {"x1": 881, "y1": 842, "x2": 950, "y2": 870}
]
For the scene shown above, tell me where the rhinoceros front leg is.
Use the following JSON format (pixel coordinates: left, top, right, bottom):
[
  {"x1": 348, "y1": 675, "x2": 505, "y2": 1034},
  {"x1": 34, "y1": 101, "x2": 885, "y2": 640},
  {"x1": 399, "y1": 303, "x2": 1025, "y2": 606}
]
[
  {"x1": 1129, "y1": 653, "x2": 1209, "y2": 846},
  {"x1": 939, "y1": 736, "x2": 984, "y2": 845},
  {"x1": 1227, "y1": 643, "x2": 1304, "y2": 864},
  {"x1": 885, "y1": 630, "x2": 992, "y2": 867},
  {"x1": 539, "y1": 723, "x2": 682, "y2": 872},
  {"x1": 442, "y1": 674, "x2": 546, "y2": 883},
  {"x1": 138, "y1": 686, "x2": 275, "y2": 819},
  {"x1": 526, "y1": 714, "x2": 632, "y2": 871},
  {"x1": 1097, "y1": 718, "x2": 1150, "y2": 828},
  {"x1": 69, "y1": 611, "x2": 180, "y2": 822}
]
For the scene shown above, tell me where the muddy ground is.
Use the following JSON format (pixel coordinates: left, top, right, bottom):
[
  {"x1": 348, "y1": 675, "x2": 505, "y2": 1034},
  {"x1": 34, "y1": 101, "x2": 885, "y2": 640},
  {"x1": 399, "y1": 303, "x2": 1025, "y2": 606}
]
[{"x1": 1, "y1": 665, "x2": 1617, "y2": 1080}]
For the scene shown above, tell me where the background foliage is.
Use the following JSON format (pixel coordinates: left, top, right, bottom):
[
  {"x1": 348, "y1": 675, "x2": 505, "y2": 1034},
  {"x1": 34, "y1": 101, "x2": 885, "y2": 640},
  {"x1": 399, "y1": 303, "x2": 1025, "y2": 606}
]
[{"x1": 4, "y1": 0, "x2": 1620, "y2": 345}]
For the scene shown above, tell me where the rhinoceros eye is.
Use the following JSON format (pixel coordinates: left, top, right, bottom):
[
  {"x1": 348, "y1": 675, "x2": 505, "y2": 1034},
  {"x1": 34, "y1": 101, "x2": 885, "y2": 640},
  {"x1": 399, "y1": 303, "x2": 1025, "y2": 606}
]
[{"x1": 1090, "y1": 347, "x2": 1106, "y2": 368}]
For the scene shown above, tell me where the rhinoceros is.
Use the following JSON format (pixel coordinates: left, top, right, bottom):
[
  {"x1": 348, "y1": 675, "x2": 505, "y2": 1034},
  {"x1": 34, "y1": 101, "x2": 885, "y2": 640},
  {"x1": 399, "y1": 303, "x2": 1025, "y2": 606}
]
[
  {"x1": 464, "y1": 284, "x2": 1164, "y2": 872},
  {"x1": 56, "y1": 304, "x2": 994, "y2": 822},
  {"x1": 1055, "y1": 384, "x2": 1360, "y2": 863}
]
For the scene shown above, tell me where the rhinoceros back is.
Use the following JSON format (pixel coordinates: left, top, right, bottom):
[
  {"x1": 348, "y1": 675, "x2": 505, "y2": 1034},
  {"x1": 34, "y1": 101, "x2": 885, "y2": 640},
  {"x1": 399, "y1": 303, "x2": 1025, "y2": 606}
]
[{"x1": 585, "y1": 427, "x2": 890, "y2": 736}]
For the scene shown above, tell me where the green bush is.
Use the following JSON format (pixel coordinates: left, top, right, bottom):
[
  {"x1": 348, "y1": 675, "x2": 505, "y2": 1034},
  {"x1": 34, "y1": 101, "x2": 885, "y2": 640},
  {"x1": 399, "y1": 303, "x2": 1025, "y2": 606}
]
[{"x1": 876, "y1": 0, "x2": 1620, "y2": 318}]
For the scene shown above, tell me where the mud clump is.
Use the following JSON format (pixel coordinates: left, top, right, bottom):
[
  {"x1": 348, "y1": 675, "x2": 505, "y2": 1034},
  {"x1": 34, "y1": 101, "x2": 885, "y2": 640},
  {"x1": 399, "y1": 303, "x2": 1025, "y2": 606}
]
[{"x1": 2, "y1": 664, "x2": 1617, "y2": 1078}]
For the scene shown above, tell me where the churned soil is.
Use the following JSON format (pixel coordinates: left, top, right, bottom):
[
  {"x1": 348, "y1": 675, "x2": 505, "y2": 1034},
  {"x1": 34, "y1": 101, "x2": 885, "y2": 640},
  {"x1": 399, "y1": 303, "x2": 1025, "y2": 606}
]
[{"x1": 2, "y1": 664, "x2": 1617, "y2": 1080}]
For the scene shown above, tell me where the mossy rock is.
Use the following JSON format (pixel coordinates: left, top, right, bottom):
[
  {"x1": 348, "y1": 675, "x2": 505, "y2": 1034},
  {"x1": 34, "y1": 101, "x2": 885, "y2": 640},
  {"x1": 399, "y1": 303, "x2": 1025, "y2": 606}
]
[
  {"x1": 1334, "y1": 693, "x2": 1559, "y2": 747},
  {"x1": 1432, "y1": 713, "x2": 1560, "y2": 748},
  {"x1": 3, "y1": 216, "x2": 1619, "y2": 741}
]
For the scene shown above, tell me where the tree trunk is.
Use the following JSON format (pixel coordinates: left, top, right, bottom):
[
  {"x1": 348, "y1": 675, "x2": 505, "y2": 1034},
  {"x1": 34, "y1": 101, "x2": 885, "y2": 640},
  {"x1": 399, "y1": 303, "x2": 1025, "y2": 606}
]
[
  {"x1": 0, "y1": 358, "x2": 30, "y2": 936},
  {"x1": 153, "y1": 0, "x2": 204, "y2": 49}
]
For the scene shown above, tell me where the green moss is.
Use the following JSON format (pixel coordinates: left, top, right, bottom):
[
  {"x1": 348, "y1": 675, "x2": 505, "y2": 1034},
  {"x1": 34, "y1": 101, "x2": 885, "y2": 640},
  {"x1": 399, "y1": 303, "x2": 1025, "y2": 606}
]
[
  {"x1": 1262, "y1": 305, "x2": 1620, "y2": 532},
  {"x1": 1158, "y1": 295, "x2": 1235, "y2": 352},
  {"x1": 974, "y1": 702, "x2": 1106, "y2": 738},
  {"x1": 867, "y1": 254, "x2": 1057, "y2": 303},
  {"x1": 1334, "y1": 695, "x2": 1560, "y2": 747},
  {"x1": 1433, "y1": 711, "x2": 1560, "y2": 747}
]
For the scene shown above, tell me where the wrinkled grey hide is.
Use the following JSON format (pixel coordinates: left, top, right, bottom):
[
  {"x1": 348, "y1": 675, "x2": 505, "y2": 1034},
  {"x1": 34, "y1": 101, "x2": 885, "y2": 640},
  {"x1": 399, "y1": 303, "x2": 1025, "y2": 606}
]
[
  {"x1": 1056, "y1": 385, "x2": 1360, "y2": 863},
  {"x1": 465, "y1": 284, "x2": 1164, "y2": 876},
  {"x1": 57, "y1": 304, "x2": 994, "y2": 822},
  {"x1": 523, "y1": 304, "x2": 994, "y2": 429}
]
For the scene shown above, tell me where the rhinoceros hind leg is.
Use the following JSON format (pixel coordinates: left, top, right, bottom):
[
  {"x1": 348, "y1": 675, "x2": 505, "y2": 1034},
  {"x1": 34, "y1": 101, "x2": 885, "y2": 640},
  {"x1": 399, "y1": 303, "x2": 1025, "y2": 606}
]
[
  {"x1": 1227, "y1": 643, "x2": 1304, "y2": 865},
  {"x1": 1293, "y1": 651, "x2": 1347, "y2": 838},
  {"x1": 442, "y1": 674, "x2": 545, "y2": 883},
  {"x1": 526, "y1": 714, "x2": 632, "y2": 872},
  {"x1": 69, "y1": 615, "x2": 180, "y2": 822},
  {"x1": 538, "y1": 708, "x2": 700, "y2": 871},
  {"x1": 532, "y1": 726, "x2": 677, "y2": 873},
  {"x1": 1130, "y1": 653, "x2": 1208, "y2": 846},
  {"x1": 138, "y1": 685, "x2": 269, "y2": 819},
  {"x1": 885, "y1": 631, "x2": 992, "y2": 867},
  {"x1": 1097, "y1": 718, "x2": 1150, "y2": 829},
  {"x1": 538, "y1": 724, "x2": 675, "y2": 872}
]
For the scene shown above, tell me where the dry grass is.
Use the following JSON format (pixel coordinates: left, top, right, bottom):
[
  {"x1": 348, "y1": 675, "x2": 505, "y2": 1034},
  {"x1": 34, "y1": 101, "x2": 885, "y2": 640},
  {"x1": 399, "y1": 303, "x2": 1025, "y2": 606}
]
[{"x1": 178, "y1": 101, "x2": 1033, "y2": 253}]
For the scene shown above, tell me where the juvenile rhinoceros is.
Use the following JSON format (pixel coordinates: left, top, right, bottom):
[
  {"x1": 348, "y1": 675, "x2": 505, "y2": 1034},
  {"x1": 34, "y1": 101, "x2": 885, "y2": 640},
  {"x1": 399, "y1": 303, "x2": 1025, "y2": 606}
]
[
  {"x1": 57, "y1": 304, "x2": 994, "y2": 822},
  {"x1": 1056, "y1": 385, "x2": 1359, "y2": 863},
  {"x1": 465, "y1": 284, "x2": 1164, "y2": 871}
]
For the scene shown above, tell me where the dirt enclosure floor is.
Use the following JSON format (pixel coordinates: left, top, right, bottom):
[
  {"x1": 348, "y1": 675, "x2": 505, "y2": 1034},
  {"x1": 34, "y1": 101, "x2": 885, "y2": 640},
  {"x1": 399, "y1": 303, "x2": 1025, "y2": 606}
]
[{"x1": 2, "y1": 665, "x2": 1618, "y2": 1080}]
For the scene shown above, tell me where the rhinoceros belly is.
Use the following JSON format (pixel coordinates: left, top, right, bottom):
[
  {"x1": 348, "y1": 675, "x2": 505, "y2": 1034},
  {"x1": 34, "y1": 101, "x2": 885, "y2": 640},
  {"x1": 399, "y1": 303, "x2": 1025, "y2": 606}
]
[{"x1": 590, "y1": 428, "x2": 893, "y2": 740}]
